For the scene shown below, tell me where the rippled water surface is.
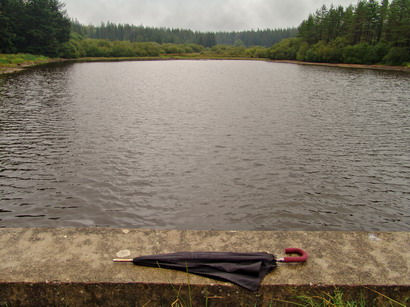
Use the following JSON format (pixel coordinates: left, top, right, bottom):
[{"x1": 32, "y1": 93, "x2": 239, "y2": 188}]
[{"x1": 0, "y1": 60, "x2": 409, "y2": 230}]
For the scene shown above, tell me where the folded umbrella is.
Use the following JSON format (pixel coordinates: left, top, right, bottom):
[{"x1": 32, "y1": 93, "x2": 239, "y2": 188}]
[{"x1": 113, "y1": 248, "x2": 308, "y2": 291}]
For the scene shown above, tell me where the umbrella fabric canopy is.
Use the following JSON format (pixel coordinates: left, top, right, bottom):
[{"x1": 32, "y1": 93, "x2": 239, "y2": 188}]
[
  {"x1": 134, "y1": 251, "x2": 275, "y2": 291},
  {"x1": 114, "y1": 248, "x2": 308, "y2": 291}
]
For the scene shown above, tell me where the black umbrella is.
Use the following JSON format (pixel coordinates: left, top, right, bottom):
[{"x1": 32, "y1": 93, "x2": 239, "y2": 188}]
[{"x1": 113, "y1": 248, "x2": 308, "y2": 291}]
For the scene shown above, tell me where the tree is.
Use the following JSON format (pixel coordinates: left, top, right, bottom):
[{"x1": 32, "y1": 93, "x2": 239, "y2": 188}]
[
  {"x1": 385, "y1": 0, "x2": 410, "y2": 47},
  {"x1": 377, "y1": 0, "x2": 390, "y2": 42},
  {"x1": 352, "y1": 1, "x2": 367, "y2": 44},
  {"x1": 70, "y1": 22, "x2": 297, "y2": 48},
  {"x1": 364, "y1": 0, "x2": 381, "y2": 44},
  {"x1": 196, "y1": 32, "x2": 216, "y2": 47},
  {"x1": 0, "y1": 0, "x2": 70, "y2": 56},
  {"x1": 0, "y1": 0, "x2": 15, "y2": 52},
  {"x1": 298, "y1": 14, "x2": 318, "y2": 44},
  {"x1": 0, "y1": 0, "x2": 24, "y2": 53},
  {"x1": 341, "y1": 5, "x2": 355, "y2": 43},
  {"x1": 287, "y1": 0, "x2": 409, "y2": 65}
]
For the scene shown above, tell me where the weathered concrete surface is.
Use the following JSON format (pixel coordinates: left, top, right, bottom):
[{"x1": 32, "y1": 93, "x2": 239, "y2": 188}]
[{"x1": 0, "y1": 229, "x2": 409, "y2": 306}]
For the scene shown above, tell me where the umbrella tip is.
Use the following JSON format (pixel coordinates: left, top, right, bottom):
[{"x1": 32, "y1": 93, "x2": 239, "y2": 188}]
[{"x1": 113, "y1": 258, "x2": 133, "y2": 262}]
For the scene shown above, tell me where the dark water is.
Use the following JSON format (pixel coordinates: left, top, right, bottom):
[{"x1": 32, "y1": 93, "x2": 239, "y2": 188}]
[{"x1": 0, "y1": 60, "x2": 409, "y2": 230}]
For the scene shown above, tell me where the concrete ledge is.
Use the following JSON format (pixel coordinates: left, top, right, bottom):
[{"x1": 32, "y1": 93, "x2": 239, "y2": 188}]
[{"x1": 0, "y1": 228, "x2": 409, "y2": 306}]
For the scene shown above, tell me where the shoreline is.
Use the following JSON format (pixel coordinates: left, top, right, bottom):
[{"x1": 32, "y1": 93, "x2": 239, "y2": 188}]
[
  {"x1": 1, "y1": 56, "x2": 409, "y2": 75},
  {"x1": 0, "y1": 58, "x2": 67, "y2": 75},
  {"x1": 269, "y1": 59, "x2": 410, "y2": 73}
]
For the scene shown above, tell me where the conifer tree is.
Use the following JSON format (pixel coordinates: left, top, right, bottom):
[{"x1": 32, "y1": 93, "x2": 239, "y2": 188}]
[{"x1": 0, "y1": 0, "x2": 70, "y2": 56}]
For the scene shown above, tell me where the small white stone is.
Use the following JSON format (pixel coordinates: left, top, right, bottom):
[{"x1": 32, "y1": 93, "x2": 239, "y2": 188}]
[
  {"x1": 368, "y1": 234, "x2": 381, "y2": 241},
  {"x1": 122, "y1": 229, "x2": 129, "y2": 234},
  {"x1": 116, "y1": 249, "x2": 131, "y2": 258}
]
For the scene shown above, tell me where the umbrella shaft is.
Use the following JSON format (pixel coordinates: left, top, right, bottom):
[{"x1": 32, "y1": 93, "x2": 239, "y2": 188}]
[{"x1": 113, "y1": 259, "x2": 133, "y2": 262}]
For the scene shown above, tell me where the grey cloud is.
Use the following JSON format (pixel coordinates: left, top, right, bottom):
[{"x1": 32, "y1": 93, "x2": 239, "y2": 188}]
[{"x1": 64, "y1": 0, "x2": 356, "y2": 31}]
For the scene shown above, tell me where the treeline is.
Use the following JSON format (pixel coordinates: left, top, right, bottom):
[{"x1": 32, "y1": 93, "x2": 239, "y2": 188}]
[
  {"x1": 71, "y1": 20, "x2": 297, "y2": 48},
  {"x1": 71, "y1": 21, "x2": 216, "y2": 47},
  {"x1": 269, "y1": 0, "x2": 409, "y2": 65},
  {"x1": 216, "y1": 28, "x2": 298, "y2": 47},
  {"x1": 0, "y1": 0, "x2": 70, "y2": 56}
]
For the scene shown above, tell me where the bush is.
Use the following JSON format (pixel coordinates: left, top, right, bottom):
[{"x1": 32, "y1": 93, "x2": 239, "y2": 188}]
[
  {"x1": 138, "y1": 42, "x2": 162, "y2": 56},
  {"x1": 268, "y1": 34, "x2": 405, "y2": 66},
  {"x1": 383, "y1": 47, "x2": 410, "y2": 65},
  {"x1": 342, "y1": 43, "x2": 370, "y2": 64},
  {"x1": 373, "y1": 42, "x2": 389, "y2": 62},
  {"x1": 268, "y1": 38, "x2": 302, "y2": 60},
  {"x1": 246, "y1": 46, "x2": 269, "y2": 58},
  {"x1": 59, "y1": 40, "x2": 84, "y2": 58},
  {"x1": 303, "y1": 41, "x2": 342, "y2": 63},
  {"x1": 110, "y1": 41, "x2": 135, "y2": 57},
  {"x1": 161, "y1": 43, "x2": 183, "y2": 54},
  {"x1": 205, "y1": 45, "x2": 248, "y2": 57},
  {"x1": 296, "y1": 42, "x2": 309, "y2": 61},
  {"x1": 186, "y1": 44, "x2": 204, "y2": 53},
  {"x1": 210, "y1": 45, "x2": 230, "y2": 55}
]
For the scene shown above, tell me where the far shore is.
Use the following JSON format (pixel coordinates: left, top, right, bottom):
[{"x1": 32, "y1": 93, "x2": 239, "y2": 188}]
[{"x1": 1, "y1": 55, "x2": 409, "y2": 75}]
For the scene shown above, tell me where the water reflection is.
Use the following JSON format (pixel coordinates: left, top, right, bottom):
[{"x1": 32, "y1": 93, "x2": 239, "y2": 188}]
[{"x1": 0, "y1": 61, "x2": 409, "y2": 230}]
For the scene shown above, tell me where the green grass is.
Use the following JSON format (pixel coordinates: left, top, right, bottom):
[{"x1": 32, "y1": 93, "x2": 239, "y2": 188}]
[
  {"x1": 272, "y1": 290, "x2": 367, "y2": 306},
  {"x1": 271, "y1": 288, "x2": 407, "y2": 307},
  {"x1": 0, "y1": 53, "x2": 53, "y2": 74},
  {"x1": 0, "y1": 53, "x2": 49, "y2": 66},
  {"x1": 159, "y1": 287, "x2": 408, "y2": 307}
]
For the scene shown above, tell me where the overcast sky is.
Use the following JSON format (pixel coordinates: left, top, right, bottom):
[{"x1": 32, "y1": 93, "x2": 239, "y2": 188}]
[{"x1": 64, "y1": 0, "x2": 357, "y2": 32}]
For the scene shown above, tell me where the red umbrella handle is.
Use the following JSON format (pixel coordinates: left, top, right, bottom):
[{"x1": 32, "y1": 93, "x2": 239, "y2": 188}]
[{"x1": 278, "y1": 248, "x2": 308, "y2": 263}]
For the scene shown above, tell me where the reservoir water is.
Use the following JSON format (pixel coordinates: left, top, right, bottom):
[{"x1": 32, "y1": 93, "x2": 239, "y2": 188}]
[{"x1": 0, "y1": 60, "x2": 409, "y2": 230}]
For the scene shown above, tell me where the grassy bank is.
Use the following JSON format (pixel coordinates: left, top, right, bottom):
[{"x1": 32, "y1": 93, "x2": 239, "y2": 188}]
[{"x1": 0, "y1": 53, "x2": 63, "y2": 75}]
